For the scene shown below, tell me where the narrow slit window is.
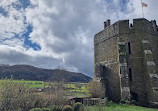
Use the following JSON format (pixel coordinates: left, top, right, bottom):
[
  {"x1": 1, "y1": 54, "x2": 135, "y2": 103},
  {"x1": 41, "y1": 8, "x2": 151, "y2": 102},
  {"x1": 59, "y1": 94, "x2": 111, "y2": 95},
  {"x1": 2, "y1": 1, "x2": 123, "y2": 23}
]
[
  {"x1": 120, "y1": 67, "x2": 122, "y2": 74},
  {"x1": 129, "y1": 68, "x2": 132, "y2": 82},
  {"x1": 128, "y1": 42, "x2": 131, "y2": 54}
]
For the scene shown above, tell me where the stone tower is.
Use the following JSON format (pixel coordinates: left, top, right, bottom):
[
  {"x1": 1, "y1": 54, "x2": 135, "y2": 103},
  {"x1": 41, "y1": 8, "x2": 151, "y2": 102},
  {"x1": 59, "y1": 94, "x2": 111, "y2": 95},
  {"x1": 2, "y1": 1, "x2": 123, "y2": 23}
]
[{"x1": 94, "y1": 18, "x2": 158, "y2": 106}]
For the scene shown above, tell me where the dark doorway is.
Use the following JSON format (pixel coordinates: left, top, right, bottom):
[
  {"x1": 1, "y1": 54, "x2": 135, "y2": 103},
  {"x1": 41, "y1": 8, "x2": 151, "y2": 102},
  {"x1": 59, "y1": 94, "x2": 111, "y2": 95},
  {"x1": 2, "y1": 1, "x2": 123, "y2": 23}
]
[
  {"x1": 131, "y1": 92, "x2": 138, "y2": 101},
  {"x1": 102, "y1": 66, "x2": 111, "y2": 100}
]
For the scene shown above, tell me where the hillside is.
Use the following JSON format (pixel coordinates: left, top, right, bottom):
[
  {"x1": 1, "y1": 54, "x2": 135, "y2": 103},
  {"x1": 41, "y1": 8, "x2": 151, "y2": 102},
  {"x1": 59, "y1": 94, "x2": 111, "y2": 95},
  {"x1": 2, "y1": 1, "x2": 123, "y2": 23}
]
[{"x1": 0, "y1": 65, "x2": 92, "y2": 83}]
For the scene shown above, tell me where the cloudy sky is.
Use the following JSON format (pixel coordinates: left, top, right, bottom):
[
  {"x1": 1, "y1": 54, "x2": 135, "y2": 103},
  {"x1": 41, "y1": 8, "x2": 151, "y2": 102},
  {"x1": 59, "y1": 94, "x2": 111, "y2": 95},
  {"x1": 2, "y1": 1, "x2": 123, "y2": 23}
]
[{"x1": 0, "y1": 0, "x2": 157, "y2": 77}]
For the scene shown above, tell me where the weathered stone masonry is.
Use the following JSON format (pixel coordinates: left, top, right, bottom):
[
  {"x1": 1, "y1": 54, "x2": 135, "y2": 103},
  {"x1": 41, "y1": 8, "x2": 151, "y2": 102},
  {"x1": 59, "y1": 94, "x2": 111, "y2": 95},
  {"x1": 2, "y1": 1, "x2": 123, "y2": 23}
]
[{"x1": 94, "y1": 18, "x2": 158, "y2": 106}]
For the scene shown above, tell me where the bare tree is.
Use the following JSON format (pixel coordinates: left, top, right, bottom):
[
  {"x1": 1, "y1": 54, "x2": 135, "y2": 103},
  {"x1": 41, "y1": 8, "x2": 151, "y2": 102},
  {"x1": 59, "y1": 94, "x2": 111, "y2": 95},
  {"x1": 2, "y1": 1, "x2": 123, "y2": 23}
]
[
  {"x1": 44, "y1": 81, "x2": 68, "y2": 106},
  {"x1": 87, "y1": 80, "x2": 105, "y2": 98}
]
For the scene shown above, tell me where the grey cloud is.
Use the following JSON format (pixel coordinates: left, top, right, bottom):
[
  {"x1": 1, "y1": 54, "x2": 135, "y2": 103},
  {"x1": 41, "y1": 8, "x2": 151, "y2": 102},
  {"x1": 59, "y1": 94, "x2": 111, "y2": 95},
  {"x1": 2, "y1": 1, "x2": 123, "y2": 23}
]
[{"x1": 0, "y1": 46, "x2": 61, "y2": 70}]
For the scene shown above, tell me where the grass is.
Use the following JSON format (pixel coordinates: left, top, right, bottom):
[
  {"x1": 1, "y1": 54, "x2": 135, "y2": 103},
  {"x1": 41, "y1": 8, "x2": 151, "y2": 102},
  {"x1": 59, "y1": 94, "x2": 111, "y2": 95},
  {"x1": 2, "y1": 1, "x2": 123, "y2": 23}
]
[{"x1": 85, "y1": 103, "x2": 158, "y2": 111}]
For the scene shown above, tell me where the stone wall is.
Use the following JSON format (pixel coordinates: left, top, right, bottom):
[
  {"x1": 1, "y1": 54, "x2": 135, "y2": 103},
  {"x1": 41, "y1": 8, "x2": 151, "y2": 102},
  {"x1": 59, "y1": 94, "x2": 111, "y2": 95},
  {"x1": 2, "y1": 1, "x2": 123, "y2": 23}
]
[
  {"x1": 94, "y1": 18, "x2": 158, "y2": 106},
  {"x1": 128, "y1": 19, "x2": 158, "y2": 105},
  {"x1": 94, "y1": 21, "x2": 121, "y2": 102}
]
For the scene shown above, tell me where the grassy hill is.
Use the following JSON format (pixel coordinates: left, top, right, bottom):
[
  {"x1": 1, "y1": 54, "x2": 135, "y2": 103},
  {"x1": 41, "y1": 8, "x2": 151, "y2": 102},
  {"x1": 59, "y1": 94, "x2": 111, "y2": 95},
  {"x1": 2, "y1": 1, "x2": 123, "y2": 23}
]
[{"x1": 0, "y1": 65, "x2": 92, "y2": 82}]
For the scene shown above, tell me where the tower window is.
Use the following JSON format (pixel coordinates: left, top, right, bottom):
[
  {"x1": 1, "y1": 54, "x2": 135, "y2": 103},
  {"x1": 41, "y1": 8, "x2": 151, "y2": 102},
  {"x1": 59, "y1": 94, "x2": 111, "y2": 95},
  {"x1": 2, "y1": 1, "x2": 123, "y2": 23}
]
[
  {"x1": 120, "y1": 68, "x2": 122, "y2": 74},
  {"x1": 128, "y1": 42, "x2": 131, "y2": 54},
  {"x1": 129, "y1": 68, "x2": 132, "y2": 82}
]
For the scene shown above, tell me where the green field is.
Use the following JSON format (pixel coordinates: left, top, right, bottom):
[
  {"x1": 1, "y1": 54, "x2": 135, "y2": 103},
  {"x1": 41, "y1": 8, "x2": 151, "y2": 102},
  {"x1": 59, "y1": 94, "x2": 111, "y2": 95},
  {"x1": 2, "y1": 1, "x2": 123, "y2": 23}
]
[
  {"x1": 0, "y1": 80, "x2": 89, "y2": 96},
  {"x1": 0, "y1": 80, "x2": 44, "y2": 88},
  {"x1": 65, "y1": 82, "x2": 89, "y2": 97},
  {"x1": 85, "y1": 103, "x2": 158, "y2": 111}
]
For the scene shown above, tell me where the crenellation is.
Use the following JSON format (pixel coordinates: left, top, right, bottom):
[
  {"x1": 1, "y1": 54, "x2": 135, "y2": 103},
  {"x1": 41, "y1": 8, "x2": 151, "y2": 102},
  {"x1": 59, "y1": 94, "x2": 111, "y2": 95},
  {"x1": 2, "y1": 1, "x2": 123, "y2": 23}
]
[
  {"x1": 151, "y1": 20, "x2": 157, "y2": 32},
  {"x1": 104, "y1": 19, "x2": 111, "y2": 29}
]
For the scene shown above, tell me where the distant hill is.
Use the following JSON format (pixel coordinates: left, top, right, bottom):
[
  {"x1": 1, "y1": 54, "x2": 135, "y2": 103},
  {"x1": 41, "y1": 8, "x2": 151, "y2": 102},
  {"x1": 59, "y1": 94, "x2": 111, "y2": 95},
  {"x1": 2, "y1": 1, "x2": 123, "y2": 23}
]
[{"x1": 0, "y1": 65, "x2": 92, "y2": 83}]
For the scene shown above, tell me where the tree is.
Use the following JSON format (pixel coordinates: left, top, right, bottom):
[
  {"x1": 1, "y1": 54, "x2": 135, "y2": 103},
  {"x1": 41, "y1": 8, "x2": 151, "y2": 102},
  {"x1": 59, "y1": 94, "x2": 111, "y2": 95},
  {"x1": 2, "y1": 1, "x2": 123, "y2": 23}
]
[{"x1": 87, "y1": 80, "x2": 105, "y2": 98}]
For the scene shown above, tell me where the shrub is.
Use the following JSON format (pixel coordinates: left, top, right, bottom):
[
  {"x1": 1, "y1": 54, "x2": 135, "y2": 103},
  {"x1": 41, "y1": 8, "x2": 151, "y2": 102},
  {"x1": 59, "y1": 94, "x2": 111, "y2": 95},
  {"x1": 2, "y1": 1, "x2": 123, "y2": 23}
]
[
  {"x1": 120, "y1": 99, "x2": 126, "y2": 104},
  {"x1": 73, "y1": 102, "x2": 84, "y2": 111},
  {"x1": 49, "y1": 105, "x2": 62, "y2": 111},
  {"x1": 130, "y1": 100, "x2": 136, "y2": 105},
  {"x1": 62, "y1": 105, "x2": 73, "y2": 111},
  {"x1": 29, "y1": 108, "x2": 42, "y2": 111}
]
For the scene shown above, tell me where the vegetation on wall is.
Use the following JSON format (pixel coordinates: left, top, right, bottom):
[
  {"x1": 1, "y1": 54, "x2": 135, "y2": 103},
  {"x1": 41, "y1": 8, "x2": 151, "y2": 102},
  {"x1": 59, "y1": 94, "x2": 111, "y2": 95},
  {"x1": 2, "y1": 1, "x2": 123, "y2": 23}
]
[{"x1": 118, "y1": 44, "x2": 126, "y2": 63}]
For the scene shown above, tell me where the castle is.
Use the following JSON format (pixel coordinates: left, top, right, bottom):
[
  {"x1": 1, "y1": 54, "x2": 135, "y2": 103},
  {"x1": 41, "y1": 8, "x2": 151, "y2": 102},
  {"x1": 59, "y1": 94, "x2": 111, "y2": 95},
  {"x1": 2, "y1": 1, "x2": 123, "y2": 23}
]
[{"x1": 94, "y1": 18, "x2": 158, "y2": 106}]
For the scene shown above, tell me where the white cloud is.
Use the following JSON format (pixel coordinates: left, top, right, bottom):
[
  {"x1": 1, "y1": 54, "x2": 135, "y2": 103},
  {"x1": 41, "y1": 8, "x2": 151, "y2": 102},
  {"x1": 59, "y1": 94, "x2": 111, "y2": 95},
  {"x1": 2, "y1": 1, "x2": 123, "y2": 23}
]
[
  {"x1": 0, "y1": 0, "x2": 26, "y2": 46},
  {"x1": 0, "y1": 0, "x2": 18, "y2": 7}
]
